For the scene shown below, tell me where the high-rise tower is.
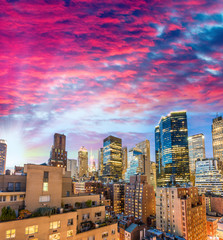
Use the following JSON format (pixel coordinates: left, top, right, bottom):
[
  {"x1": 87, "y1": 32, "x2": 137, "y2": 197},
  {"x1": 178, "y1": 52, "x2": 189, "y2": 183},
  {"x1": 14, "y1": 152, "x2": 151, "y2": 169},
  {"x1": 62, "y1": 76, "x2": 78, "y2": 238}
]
[
  {"x1": 49, "y1": 133, "x2": 67, "y2": 168},
  {"x1": 212, "y1": 116, "x2": 223, "y2": 163},
  {"x1": 78, "y1": 146, "x2": 88, "y2": 178},
  {"x1": 155, "y1": 111, "x2": 190, "y2": 187},
  {"x1": 0, "y1": 140, "x2": 7, "y2": 175},
  {"x1": 103, "y1": 135, "x2": 122, "y2": 181}
]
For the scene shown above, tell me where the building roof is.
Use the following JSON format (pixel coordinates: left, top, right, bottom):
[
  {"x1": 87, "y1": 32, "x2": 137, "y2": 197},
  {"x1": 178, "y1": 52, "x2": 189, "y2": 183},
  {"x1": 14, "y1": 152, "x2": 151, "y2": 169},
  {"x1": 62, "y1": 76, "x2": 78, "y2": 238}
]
[{"x1": 125, "y1": 223, "x2": 138, "y2": 233}]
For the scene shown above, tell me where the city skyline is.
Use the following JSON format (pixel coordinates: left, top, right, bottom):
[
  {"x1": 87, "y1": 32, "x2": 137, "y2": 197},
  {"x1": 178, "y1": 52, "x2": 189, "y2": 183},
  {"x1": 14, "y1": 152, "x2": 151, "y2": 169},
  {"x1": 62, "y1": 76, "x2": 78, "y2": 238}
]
[{"x1": 1, "y1": 0, "x2": 223, "y2": 168}]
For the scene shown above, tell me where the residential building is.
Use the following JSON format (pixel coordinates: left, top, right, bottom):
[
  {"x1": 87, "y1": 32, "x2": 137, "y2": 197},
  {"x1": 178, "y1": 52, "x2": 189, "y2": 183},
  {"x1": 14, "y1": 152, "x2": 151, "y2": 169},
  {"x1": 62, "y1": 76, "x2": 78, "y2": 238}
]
[
  {"x1": 48, "y1": 133, "x2": 67, "y2": 168},
  {"x1": 103, "y1": 135, "x2": 123, "y2": 181},
  {"x1": 125, "y1": 175, "x2": 156, "y2": 224},
  {"x1": 188, "y1": 134, "x2": 205, "y2": 183},
  {"x1": 155, "y1": 111, "x2": 190, "y2": 187},
  {"x1": 0, "y1": 139, "x2": 7, "y2": 175},
  {"x1": 124, "y1": 222, "x2": 147, "y2": 240},
  {"x1": 207, "y1": 217, "x2": 218, "y2": 239},
  {"x1": 122, "y1": 146, "x2": 128, "y2": 180},
  {"x1": 150, "y1": 162, "x2": 157, "y2": 191},
  {"x1": 73, "y1": 182, "x2": 86, "y2": 194},
  {"x1": 212, "y1": 116, "x2": 223, "y2": 162},
  {"x1": 109, "y1": 183, "x2": 125, "y2": 215},
  {"x1": 156, "y1": 186, "x2": 207, "y2": 240},
  {"x1": 195, "y1": 158, "x2": 223, "y2": 196},
  {"x1": 67, "y1": 159, "x2": 78, "y2": 178},
  {"x1": 78, "y1": 146, "x2": 88, "y2": 178}
]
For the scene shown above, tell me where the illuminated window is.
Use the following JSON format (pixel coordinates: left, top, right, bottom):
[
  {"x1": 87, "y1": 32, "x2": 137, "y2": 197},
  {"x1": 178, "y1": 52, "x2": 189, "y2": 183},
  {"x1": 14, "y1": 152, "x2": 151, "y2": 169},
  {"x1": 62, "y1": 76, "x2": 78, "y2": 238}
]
[
  {"x1": 67, "y1": 218, "x2": 73, "y2": 226},
  {"x1": 43, "y1": 182, "x2": 48, "y2": 192},
  {"x1": 6, "y1": 229, "x2": 16, "y2": 239},
  {"x1": 67, "y1": 230, "x2": 73, "y2": 237},
  {"x1": 50, "y1": 221, "x2": 60, "y2": 230},
  {"x1": 25, "y1": 225, "x2": 38, "y2": 234},
  {"x1": 49, "y1": 233, "x2": 60, "y2": 240}
]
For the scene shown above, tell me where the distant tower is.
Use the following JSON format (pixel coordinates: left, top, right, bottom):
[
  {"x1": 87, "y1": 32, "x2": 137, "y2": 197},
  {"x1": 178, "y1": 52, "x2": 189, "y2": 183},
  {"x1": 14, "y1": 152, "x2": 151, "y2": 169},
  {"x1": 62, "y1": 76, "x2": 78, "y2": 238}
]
[
  {"x1": 98, "y1": 148, "x2": 103, "y2": 177},
  {"x1": 122, "y1": 146, "x2": 128, "y2": 180},
  {"x1": 48, "y1": 133, "x2": 67, "y2": 168},
  {"x1": 78, "y1": 146, "x2": 88, "y2": 178},
  {"x1": 155, "y1": 111, "x2": 190, "y2": 187},
  {"x1": 0, "y1": 140, "x2": 7, "y2": 174},
  {"x1": 212, "y1": 116, "x2": 223, "y2": 163}
]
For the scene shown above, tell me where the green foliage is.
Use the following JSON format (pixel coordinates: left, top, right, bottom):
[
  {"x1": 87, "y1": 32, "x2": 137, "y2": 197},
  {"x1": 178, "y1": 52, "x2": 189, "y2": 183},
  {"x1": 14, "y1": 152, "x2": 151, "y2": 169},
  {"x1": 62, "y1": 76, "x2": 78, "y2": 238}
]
[
  {"x1": 75, "y1": 202, "x2": 81, "y2": 208},
  {"x1": 32, "y1": 207, "x2": 56, "y2": 217},
  {"x1": 85, "y1": 200, "x2": 92, "y2": 208},
  {"x1": 0, "y1": 206, "x2": 16, "y2": 221}
]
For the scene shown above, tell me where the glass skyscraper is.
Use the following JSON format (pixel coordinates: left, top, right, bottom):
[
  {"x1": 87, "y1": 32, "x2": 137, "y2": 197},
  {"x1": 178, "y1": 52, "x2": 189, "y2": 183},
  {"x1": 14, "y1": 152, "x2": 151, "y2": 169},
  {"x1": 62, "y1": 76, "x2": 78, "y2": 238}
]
[
  {"x1": 212, "y1": 116, "x2": 223, "y2": 163},
  {"x1": 103, "y1": 135, "x2": 122, "y2": 180},
  {"x1": 155, "y1": 111, "x2": 190, "y2": 186},
  {"x1": 0, "y1": 140, "x2": 7, "y2": 175}
]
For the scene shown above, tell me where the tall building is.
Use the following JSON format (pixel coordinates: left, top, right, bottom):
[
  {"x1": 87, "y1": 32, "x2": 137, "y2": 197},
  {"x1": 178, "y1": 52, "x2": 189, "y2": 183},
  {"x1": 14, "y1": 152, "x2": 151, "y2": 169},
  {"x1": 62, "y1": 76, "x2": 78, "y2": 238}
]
[
  {"x1": 188, "y1": 133, "x2": 205, "y2": 175},
  {"x1": 125, "y1": 175, "x2": 156, "y2": 224},
  {"x1": 150, "y1": 161, "x2": 157, "y2": 191},
  {"x1": 0, "y1": 140, "x2": 7, "y2": 175},
  {"x1": 103, "y1": 135, "x2": 123, "y2": 181},
  {"x1": 67, "y1": 159, "x2": 78, "y2": 178},
  {"x1": 155, "y1": 111, "x2": 190, "y2": 187},
  {"x1": 109, "y1": 183, "x2": 125, "y2": 214},
  {"x1": 122, "y1": 146, "x2": 128, "y2": 180},
  {"x1": 212, "y1": 116, "x2": 223, "y2": 162},
  {"x1": 195, "y1": 158, "x2": 223, "y2": 196},
  {"x1": 78, "y1": 146, "x2": 88, "y2": 178},
  {"x1": 98, "y1": 148, "x2": 103, "y2": 177},
  {"x1": 125, "y1": 147, "x2": 143, "y2": 182},
  {"x1": 156, "y1": 186, "x2": 207, "y2": 240},
  {"x1": 135, "y1": 140, "x2": 151, "y2": 183},
  {"x1": 48, "y1": 133, "x2": 67, "y2": 168}
]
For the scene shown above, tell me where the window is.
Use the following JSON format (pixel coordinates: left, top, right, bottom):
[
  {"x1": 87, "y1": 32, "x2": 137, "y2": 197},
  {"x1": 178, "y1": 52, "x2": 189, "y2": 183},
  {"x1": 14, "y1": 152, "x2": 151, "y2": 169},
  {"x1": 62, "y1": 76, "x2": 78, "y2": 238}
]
[
  {"x1": 15, "y1": 182, "x2": 21, "y2": 191},
  {"x1": 111, "y1": 229, "x2": 115, "y2": 234},
  {"x1": 102, "y1": 232, "x2": 108, "y2": 238},
  {"x1": 6, "y1": 229, "x2": 16, "y2": 239},
  {"x1": 8, "y1": 182, "x2": 14, "y2": 191},
  {"x1": 0, "y1": 196, "x2": 6, "y2": 202},
  {"x1": 95, "y1": 212, "x2": 101, "y2": 217},
  {"x1": 25, "y1": 225, "x2": 38, "y2": 234},
  {"x1": 43, "y1": 171, "x2": 49, "y2": 182},
  {"x1": 67, "y1": 230, "x2": 73, "y2": 237},
  {"x1": 43, "y1": 182, "x2": 48, "y2": 192},
  {"x1": 82, "y1": 213, "x2": 90, "y2": 220},
  {"x1": 50, "y1": 221, "x2": 60, "y2": 230},
  {"x1": 49, "y1": 233, "x2": 60, "y2": 240},
  {"x1": 39, "y1": 195, "x2": 50, "y2": 202},
  {"x1": 10, "y1": 195, "x2": 17, "y2": 202},
  {"x1": 67, "y1": 218, "x2": 73, "y2": 226}
]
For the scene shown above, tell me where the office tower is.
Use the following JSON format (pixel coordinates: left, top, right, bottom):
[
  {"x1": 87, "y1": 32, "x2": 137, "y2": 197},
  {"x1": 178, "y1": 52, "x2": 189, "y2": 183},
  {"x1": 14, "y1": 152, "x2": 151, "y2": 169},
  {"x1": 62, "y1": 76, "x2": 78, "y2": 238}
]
[
  {"x1": 156, "y1": 186, "x2": 207, "y2": 239},
  {"x1": 48, "y1": 133, "x2": 67, "y2": 168},
  {"x1": 188, "y1": 134, "x2": 205, "y2": 177},
  {"x1": 109, "y1": 183, "x2": 125, "y2": 214},
  {"x1": 67, "y1": 159, "x2": 78, "y2": 178},
  {"x1": 136, "y1": 140, "x2": 151, "y2": 183},
  {"x1": 78, "y1": 146, "x2": 88, "y2": 178},
  {"x1": 103, "y1": 135, "x2": 123, "y2": 181},
  {"x1": 212, "y1": 116, "x2": 223, "y2": 162},
  {"x1": 125, "y1": 147, "x2": 143, "y2": 182},
  {"x1": 0, "y1": 140, "x2": 7, "y2": 175},
  {"x1": 155, "y1": 111, "x2": 190, "y2": 187},
  {"x1": 122, "y1": 146, "x2": 128, "y2": 180},
  {"x1": 150, "y1": 161, "x2": 157, "y2": 191},
  {"x1": 98, "y1": 148, "x2": 103, "y2": 177},
  {"x1": 195, "y1": 158, "x2": 223, "y2": 196},
  {"x1": 125, "y1": 175, "x2": 156, "y2": 224}
]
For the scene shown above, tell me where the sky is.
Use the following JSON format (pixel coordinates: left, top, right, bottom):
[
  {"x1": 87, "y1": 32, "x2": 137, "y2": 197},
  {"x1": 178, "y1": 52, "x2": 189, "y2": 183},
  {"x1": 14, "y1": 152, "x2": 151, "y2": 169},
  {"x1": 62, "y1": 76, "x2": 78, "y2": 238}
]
[{"x1": 0, "y1": 0, "x2": 223, "y2": 169}]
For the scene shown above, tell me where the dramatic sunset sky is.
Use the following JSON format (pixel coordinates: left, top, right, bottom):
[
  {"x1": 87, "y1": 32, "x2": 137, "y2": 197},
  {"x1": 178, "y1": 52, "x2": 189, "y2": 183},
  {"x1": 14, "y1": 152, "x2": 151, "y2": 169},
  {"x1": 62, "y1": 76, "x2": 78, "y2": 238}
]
[{"x1": 1, "y1": 0, "x2": 223, "y2": 169}]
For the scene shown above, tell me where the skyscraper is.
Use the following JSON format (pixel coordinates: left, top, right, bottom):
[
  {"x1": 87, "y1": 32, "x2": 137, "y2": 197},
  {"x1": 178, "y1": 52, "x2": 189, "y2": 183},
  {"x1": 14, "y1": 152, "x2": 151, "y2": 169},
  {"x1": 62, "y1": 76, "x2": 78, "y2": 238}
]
[
  {"x1": 98, "y1": 148, "x2": 103, "y2": 177},
  {"x1": 0, "y1": 140, "x2": 7, "y2": 175},
  {"x1": 103, "y1": 135, "x2": 122, "y2": 181},
  {"x1": 67, "y1": 159, "x2": 78, "y2": 178},
  {"x1": 122, "y1": 146, "x2": 128, "y2": 180},
  {"x1": 212, "y1": 116, "x2": 223, "y2": 162},
  {"x1": 78, "y1": 146, "x2": 88, "y2": 178},
  {"x1": 48, "y1": 133, "x2": 67, "y2": 168},
  {"x1": 155, "y1": 111, "x2": 190, "y2": 187},
  {"x1": 188, "y1": 133, "x2": 205, "y2": 183}
]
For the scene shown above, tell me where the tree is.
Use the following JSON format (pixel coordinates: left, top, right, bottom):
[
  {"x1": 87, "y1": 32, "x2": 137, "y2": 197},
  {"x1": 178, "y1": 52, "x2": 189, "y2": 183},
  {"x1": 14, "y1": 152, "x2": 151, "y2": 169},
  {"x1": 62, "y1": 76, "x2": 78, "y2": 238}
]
[
  {"x1": 85, "y1": 200, "x2": 92, "y2": 208},
  {"x1": 0, "y1": 206, "x2": 16, "y2": 221}
]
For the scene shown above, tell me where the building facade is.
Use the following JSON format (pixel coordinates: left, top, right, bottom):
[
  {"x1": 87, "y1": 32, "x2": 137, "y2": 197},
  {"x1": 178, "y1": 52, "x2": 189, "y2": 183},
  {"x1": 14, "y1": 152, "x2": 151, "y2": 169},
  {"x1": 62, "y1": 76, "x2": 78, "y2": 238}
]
[
  {"x1": 67, "y1": 159, "x2": 78, "y2": 178},
  {"x1": 48, "y1": 133, "x2": 67, "y2": 168},
  {"x1": 78, "y1": 147, "x2": 88, "y2": 178},
  {"x1": 0, "y1": 139, "x2": 7, "y2": 175},
  {"x1": 98, "y1": 148, "x2": 103, "y2": 177},
  {"x1": 155, "y1": 111, "x2": 190, "y2": 187},
  {"x1": 125, "y1": 175, "x2": 156, "y2": 224},
  {"x1": 195, "y1": 158, "x2": 223, "y2": 196},
  {"x1": 188, "y1": 134, "x2": 205, "y2": 179},
  {"x1": 156, "y1": 186, "x2": 207, "y2": 240},
  {"x1": 103, "y1": 136, "x2": 123, "y2": 181},
  {"x1": 212, "y1": 116, "x2": 223, "y2": 163},
  {"x1": 122, "y1": 146, "x2": 128, "y2": 180},
  {"x1": 109, "y1": 183, "x2": 125, "y2": 215}
]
